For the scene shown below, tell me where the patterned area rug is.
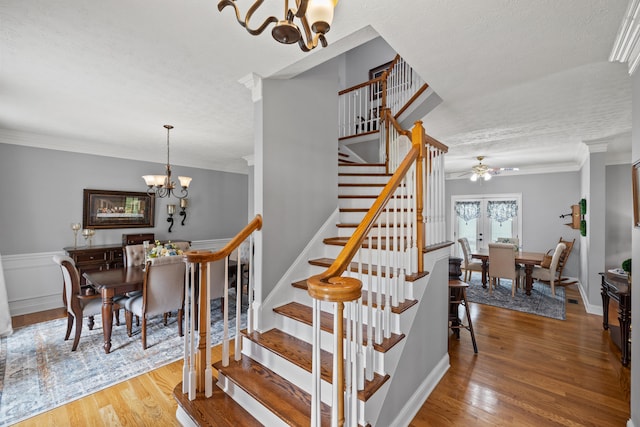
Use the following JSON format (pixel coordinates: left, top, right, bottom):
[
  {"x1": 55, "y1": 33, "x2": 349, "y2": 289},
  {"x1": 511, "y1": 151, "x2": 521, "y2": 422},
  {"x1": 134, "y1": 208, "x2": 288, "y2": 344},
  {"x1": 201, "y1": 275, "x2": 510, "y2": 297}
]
[
  {"x1": 464, "y1": 276, "x2": 566, "y2": 320},
  {"x1": 0, "y1": 296, "x2": 246, "y2": 426}
]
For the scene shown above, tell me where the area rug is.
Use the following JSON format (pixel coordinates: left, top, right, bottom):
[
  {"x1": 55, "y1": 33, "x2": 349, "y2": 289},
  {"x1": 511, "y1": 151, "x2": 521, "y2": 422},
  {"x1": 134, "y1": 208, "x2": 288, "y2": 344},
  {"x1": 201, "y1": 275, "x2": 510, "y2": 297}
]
[
  {"x1": 464, "y1": 276, "x2": 566, "y2": 320},
  {"x1": 0, "y1": 296, "x2": 246, "y2": 426}
]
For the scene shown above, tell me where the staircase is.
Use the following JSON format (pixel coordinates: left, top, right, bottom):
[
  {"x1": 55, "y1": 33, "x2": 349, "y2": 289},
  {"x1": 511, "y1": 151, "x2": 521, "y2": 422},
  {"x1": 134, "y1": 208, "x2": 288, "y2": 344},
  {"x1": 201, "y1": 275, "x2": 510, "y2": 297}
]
[{"x1": 174, "y1": 55, "x2": 450, "y2": 427}]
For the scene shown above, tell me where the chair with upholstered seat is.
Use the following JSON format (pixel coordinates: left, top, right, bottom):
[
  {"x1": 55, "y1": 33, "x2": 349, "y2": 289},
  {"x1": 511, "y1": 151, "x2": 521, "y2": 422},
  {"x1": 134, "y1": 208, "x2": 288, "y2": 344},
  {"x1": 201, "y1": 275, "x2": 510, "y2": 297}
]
[
  {"x1": 53, "y1": 255, "x2": 124, "y2": 351},
  {"x1": 458, "y1": 238, "x2": 483, "y2": 282},
  {"x1": 531, "y1": 242, "x2": 566, "y2": 296},
  {"x1": 124, "y1": 257, "x2": 186, "y2": 349},
  {"x1": 488, "y1": 243, "x2": 523, "y2": 297}
]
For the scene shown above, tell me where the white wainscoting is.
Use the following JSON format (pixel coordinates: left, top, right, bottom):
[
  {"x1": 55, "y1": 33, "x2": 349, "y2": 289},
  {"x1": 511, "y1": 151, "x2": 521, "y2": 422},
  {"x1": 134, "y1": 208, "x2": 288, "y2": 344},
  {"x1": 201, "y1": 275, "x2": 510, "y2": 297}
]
[{"x1": 2, "y1": 238, "x2": 230, "y2": 317}]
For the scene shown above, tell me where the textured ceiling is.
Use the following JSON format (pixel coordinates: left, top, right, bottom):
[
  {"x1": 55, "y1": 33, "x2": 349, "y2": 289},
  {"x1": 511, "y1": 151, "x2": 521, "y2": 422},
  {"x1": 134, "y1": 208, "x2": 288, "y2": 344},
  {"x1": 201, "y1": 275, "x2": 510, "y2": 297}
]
[{"x1": 0, "y1": 0, "x2": 632, "y2": 176}]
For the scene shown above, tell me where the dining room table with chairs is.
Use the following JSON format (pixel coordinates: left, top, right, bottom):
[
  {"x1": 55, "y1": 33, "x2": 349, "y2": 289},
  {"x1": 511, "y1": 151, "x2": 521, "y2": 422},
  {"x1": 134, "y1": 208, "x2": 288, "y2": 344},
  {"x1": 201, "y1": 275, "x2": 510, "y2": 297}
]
[{"x1": 472, "y1": 247, "x2": 546, "y2": 296}]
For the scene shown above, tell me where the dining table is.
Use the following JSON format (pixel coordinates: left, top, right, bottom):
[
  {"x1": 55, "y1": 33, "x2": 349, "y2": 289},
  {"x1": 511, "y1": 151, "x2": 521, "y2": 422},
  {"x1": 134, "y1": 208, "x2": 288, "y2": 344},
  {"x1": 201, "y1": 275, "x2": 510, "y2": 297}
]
[
  {"x1": 83, "y1": 266, "x2": 145, "y2": 354},
  {"x1": 471, "y1": 248, "x2": 545, "y2": 296}
]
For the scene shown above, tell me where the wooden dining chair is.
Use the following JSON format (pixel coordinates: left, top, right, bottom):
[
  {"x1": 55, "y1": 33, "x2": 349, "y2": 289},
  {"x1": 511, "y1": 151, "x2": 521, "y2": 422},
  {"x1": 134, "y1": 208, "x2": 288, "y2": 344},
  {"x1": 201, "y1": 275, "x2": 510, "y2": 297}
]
[
  {"x1": 124, "y1": 257, "x2": 186, "y2": 349},
  {"x1": 488, "y1": 243, "x2": 523, "y2": 297},
  {"x1": 458, "y1": 238, "x2": 483, "y2": 282},
  {"x1": 53, "y1": 255, "x2": 124, "y2": 351}
]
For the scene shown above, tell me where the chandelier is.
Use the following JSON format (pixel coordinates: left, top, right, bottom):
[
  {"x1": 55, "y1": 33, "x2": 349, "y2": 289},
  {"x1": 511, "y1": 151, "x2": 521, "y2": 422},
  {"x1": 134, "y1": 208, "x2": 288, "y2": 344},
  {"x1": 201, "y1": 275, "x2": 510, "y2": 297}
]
[
  {"x1": 142, "y1": 125, "x2": 192, "y2": 199},
  {"x1": 217, "y1": 0, "x2": 338, "y2": 52}
]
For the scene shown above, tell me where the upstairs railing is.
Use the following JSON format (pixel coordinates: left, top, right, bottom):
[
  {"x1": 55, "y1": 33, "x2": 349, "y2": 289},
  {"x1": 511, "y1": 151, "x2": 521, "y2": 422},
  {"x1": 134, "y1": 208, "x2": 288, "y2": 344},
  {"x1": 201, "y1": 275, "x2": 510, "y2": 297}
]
[
  {"x1": 179, "y1": 215, "x2": 262, "y2": 400},
  {"x1": 338, "y1": 54, "x2": 429, "y2": 164},
  {"x1": 308, "y1": 111, "x2": 447, "y2": 425}
]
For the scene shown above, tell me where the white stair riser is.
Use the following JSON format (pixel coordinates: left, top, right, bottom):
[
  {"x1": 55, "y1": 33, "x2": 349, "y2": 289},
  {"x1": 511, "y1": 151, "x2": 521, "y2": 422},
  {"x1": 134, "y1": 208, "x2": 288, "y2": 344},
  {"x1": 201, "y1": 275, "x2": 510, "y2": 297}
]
[
  {"x1": 323, "y1": 244, "x2": 411, "y2": 265},
  {"x1": 338, "y1": 175, "x2": 390, "y2": 185},
  {"x1": 241, "y1": 338, "x2": 335, "y2": 406},
  {"x1": 338, "y1": 165, "x2": 386, "y2": 175},
  {"x1": 339, "y1": 186, "x2": 388, "y2": 196},
  {"x1": 337, "y1": 226, "x2": 413, "y2": 238},
  {"x1": 217, "y1": 374, "x2": 289, "y2": 427},
  {"x1": 339, "y1": 211, "x2": 413, "y2": 224},
  {"x1": 338, "y1": 198, "x2": 376, "y2": 209}
]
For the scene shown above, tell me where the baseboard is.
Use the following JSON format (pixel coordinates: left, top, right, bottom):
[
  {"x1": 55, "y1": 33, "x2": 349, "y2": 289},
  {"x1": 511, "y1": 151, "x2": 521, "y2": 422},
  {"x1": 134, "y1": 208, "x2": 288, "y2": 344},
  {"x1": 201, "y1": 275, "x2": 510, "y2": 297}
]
[
  {"x1": 628, "y1": 418, "x2": 636, "y2": 427},
  {"x1": 389, "y1": 353, "x2": 450, "y2": 427},
  {"x1": 576, "y1": 279, "x2": 603, "y2": 315}
]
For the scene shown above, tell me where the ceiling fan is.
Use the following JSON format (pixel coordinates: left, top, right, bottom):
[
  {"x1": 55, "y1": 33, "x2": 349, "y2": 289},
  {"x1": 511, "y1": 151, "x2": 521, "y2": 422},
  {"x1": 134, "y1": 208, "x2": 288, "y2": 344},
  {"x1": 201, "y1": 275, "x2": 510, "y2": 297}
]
[{"x1": 466, "y1": 156, "x2": 519, "y2": 181}]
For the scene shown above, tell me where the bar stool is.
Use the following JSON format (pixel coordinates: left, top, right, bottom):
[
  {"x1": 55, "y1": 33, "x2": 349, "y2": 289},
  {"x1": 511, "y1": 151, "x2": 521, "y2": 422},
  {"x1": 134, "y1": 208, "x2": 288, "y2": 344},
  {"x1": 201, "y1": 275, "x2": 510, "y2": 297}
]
[{"x1": 448, "y1": 279, "x2": 478, "y2": 353}]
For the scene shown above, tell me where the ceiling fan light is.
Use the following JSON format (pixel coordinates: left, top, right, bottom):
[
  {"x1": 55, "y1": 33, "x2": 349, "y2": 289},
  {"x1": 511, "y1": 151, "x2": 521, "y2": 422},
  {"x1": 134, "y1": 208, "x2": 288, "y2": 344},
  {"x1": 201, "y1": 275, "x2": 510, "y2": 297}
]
[
  {"x1": 470, "y1": 173, "x2": 478, "y2": 182},
  {"x1": 484, "y1": 173, "x2": 492, "y2": 181}
]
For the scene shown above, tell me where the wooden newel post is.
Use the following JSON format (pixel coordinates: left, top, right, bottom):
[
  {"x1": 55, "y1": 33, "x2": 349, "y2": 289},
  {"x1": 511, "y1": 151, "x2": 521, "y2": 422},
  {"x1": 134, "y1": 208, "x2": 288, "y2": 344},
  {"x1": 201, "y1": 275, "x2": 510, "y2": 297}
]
[{"x1": 412, "y1": 121, "x2": 425, "y2": 273}]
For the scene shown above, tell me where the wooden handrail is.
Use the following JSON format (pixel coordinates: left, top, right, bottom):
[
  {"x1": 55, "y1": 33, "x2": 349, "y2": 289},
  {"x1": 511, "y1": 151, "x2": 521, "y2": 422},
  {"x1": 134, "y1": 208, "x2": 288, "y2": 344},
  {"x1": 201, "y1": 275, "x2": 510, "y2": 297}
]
[
  {"x1": 338, "y1": 76, "x2": 384, "y2": 96},
  {"x1": 186, "y1": 214, "x2": 262, "y2": 263},
  {"x1": 424, "y1": 132, "x2": 448, "y2": 153},
  {"x1": 308, "y1": 144, "x2": 419, "y2": 289}
]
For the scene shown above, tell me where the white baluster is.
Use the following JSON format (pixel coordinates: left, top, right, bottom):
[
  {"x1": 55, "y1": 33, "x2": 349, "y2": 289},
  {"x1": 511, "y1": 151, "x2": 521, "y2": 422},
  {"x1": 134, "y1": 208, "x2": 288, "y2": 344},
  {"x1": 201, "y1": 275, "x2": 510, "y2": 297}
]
[
  {"x1": 247, "y1": 235, "x2": 254, "y2": 333},
  {"x1": 205, "y1": 260, "x2": 213, "y2": 397},
  {"x1": 311, "y1": 299, "x2": 321, "y2": 427},
  {"x1": 234, "y1": 246, "x2": 242, "y2": 361},
  {"x1": 366, "y1": 233, "x2": 374, "y2": 381},
  {"x1": 375, "y1": 220, "x2": 383, "y2": 345},
  {"x1": 384, "y1": 201, "x2": 391, "y2": 339},
  {"x1": 222, "y1": 257, "x2": 229, "y2": 366}
]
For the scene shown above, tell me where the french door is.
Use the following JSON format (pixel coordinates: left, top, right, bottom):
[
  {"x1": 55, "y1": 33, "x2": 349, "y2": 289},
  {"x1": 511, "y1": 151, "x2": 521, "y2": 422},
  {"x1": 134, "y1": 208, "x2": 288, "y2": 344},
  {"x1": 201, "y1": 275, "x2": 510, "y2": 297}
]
[{"x1": 451, "y1": 194, "x2": 522, "y2": 256}]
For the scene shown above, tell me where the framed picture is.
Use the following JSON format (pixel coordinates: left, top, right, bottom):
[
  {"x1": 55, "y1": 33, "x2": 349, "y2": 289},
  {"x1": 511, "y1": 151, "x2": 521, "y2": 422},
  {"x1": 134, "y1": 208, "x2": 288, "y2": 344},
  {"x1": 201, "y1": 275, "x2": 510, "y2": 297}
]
[
  {"x1": 369, "y1": 60, "x2": 393, "y2": 101},
  {"x1": 633, "y1": 161, "x2": 640, "y2": 227},
  {"x1": 83, "y1": 189, "x2": 155, "y2": 229}
]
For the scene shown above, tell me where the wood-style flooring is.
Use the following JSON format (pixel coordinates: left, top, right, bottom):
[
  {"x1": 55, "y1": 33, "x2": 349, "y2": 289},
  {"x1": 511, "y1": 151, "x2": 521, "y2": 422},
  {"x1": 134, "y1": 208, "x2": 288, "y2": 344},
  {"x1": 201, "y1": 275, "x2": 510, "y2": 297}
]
[{"x1": 11, "y1": 283, "x2": 630, "y2": 426}]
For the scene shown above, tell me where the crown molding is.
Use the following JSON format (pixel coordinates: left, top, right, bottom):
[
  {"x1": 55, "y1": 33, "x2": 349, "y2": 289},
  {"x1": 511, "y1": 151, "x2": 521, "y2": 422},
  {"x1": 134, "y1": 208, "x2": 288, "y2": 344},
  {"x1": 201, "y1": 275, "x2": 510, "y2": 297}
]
[
  {"x1": 610, "y1": 0, "x2": 640, "y2": 75},
  {"x1": 239, "y1": 73, "x2": 263, "y2": 102}
]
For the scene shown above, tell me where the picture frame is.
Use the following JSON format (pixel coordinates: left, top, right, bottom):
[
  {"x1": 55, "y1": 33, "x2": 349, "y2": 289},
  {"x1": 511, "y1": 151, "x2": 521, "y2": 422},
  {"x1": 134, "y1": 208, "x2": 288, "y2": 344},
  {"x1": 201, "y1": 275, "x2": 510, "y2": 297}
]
[
  {"x1": 369, "y1": 60, "x2": 393, "y2": 101},
  {"x1": 633, "y1": 160, "x2": 640, "y2": 227},
  {"x1": 83, "y1": 189, "x2": 155, "y2": 229}
]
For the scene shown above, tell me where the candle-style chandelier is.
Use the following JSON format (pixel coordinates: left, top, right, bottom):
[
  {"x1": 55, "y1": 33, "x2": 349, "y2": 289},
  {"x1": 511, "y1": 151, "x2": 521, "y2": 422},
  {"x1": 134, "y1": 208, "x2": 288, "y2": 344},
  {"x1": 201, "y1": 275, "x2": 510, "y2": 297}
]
[
  {"x1": 142, "y1": 125, "x2": 192, "y2": 199},
  {"x1": 217, "y1": 0, "x2": 338, "y2": 52}
]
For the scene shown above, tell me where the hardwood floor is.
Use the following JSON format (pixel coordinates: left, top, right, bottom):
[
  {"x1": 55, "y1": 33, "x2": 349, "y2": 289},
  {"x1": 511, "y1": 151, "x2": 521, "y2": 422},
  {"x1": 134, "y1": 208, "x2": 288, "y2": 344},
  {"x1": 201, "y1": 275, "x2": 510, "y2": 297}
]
[{"x1": 11, "y1": 283, "x2": 630, "y2": 426}]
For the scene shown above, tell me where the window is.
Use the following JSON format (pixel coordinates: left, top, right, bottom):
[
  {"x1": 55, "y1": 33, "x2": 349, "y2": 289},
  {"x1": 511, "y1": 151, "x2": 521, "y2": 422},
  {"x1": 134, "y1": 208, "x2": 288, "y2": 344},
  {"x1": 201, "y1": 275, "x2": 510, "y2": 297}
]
[{"x1": 452, "y1": 194, "x2": 522, "y2": 256}]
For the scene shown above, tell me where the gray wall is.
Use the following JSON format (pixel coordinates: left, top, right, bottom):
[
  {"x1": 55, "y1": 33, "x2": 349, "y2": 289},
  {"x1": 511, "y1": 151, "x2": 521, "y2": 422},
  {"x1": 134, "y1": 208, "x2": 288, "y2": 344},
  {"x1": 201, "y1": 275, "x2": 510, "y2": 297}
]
[
  {"x1": 0, "y1": 142, "x2": 248, "y2": 254},
  {"x1": 258, "y1": 59, "x2": 339, "y2": 297},
  {"x1": 446, "y1": 171, "x2": 582, "y2": 277},
  {"x1": 605, "y1": 163, "x2": 632, "y2": 270},
  {"x1": 631, "y1": 68, "x2": 639, "y2": 427},
  {"x1": 344, "y1": 37, "x2": 396, "y2": 89}
]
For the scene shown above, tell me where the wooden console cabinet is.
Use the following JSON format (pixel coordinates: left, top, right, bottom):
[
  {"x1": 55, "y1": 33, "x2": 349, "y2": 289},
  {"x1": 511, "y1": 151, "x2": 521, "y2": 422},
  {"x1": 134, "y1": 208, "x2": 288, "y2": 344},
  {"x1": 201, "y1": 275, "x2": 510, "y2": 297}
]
[
  {"x1": 600, "y1": 272, "x2": 631, "y2": 366},
  {"x1": 64, "y1": 244, "x2": 124, "y2": 288}
]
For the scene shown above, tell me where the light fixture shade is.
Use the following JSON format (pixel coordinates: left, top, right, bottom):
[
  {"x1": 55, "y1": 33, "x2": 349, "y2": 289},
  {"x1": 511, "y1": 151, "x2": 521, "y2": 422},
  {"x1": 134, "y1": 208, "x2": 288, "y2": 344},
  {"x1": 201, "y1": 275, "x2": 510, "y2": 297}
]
[
  {"x1": 484, "y1": 173, "x2": 492, "y2": 181},
  {"x1": 142, "y1": 175, "x2": 156, "y2": 187},
  {"x1": 470, "y1": 173, "x2": 478, "y2": 182},
  {"x1": 306, "y1": 0, "x2": 334, "y2": 32},
  {"x1": 178, "y1": 176, "x2": 193, "y2": 188}
]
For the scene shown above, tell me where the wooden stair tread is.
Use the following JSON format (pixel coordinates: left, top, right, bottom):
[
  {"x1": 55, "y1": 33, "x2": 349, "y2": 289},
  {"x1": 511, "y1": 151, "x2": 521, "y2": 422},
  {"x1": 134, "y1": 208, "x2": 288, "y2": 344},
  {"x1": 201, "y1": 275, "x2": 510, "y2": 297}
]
[
  {"x1": 173, "y1": 381, "x2": 261, "y2": 427},
  {"x1": 292, "y1": 280, "x2": 417, "y2": 314},
  {"x1": 273, "y1": 301, "x2": 405, "y2": 353},
  {"x1": 338, "y1": 194, "x2": 410, "y2": 199},
  {"x1": 214, "y1": 356, "x2": 332, "y2": 427},
  {"x1": 308, "y1": 257, "x2": 428, "y2": 282},
  {"x1": 243, "y1": 328, "x2": 390, "y2": 401}
]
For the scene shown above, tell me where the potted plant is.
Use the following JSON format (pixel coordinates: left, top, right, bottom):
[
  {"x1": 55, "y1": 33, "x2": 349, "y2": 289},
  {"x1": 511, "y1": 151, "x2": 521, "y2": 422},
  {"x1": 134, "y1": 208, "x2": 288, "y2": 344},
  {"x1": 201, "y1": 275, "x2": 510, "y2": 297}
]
[{"x1": 622, "y1": 258, "x2": 631, "y2": 282}]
